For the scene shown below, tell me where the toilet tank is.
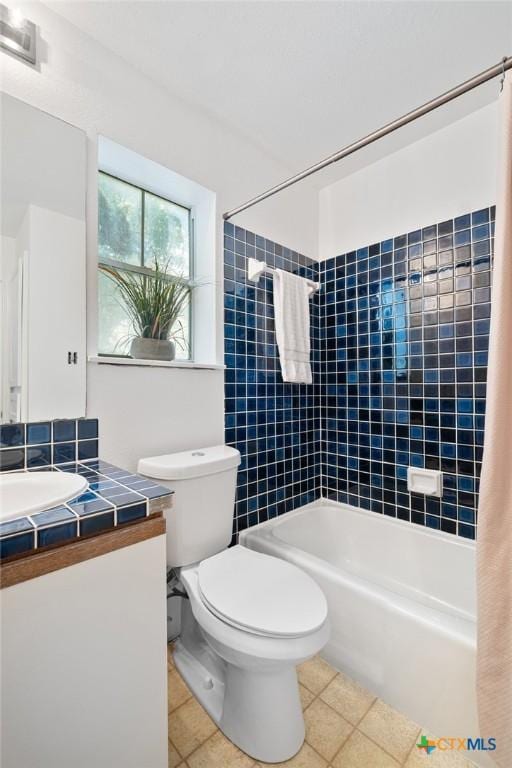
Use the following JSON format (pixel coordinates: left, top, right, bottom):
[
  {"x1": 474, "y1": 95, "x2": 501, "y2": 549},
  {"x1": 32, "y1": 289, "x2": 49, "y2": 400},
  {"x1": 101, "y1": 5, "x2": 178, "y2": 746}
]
[{"x1": 137, "y1": 445, "x2": 240, "y2": 567}]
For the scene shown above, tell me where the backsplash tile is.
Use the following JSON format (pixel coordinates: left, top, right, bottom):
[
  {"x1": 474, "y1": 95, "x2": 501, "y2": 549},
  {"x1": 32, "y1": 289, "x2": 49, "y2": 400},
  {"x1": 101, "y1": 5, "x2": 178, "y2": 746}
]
[
  {"x1": 225, "y1": 206, "x2": 493, "y2": 542},
  {"x1": 0, "y1": 448, "x2": 24, "y2": 472},
  {"x1": 77, "y1": 418, "x2": 99, "y2": 440},
  {"x1": 0, "y1": 418, "x2": 100, "y2": 471},
  {"x1": 223, "y1": 223, "x2": 321, "y2": 539},
  {"x1": 53, "y1": 420, "x2": 77, "y2": 443},
  {"x1": 27, "y1": 422, "x2": 51, "y2": 445},
  {"x1": 0, "y1": 423, "x2": 25, "y2": 448}
]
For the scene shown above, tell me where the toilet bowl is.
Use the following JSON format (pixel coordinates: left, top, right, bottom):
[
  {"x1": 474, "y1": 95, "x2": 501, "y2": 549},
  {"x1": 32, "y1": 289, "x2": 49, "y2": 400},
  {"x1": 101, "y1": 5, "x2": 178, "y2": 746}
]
[
  {"x1": 176, "y1": 546, "x2": 329, "y2": 762},
  {"x1": 137, "y1": 445, "x2": 329, "y2": 762}
]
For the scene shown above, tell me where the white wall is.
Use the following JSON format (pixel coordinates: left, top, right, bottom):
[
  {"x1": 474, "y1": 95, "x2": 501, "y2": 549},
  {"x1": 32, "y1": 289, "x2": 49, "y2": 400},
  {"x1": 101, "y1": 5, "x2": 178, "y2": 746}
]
[
  {"x1": 319, "y1": 102, "x2": 499, "y2": 259},
  {"x1": 88, "y1": 363, "x2": 224, "y2": 471},
  {"x1": 0, "y1": 2, "x2": 319, "y2": 469}
]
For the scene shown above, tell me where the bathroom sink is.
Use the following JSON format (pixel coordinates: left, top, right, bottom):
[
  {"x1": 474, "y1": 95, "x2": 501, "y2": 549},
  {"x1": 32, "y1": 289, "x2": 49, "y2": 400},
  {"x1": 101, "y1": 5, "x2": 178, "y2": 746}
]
[{"x1": 0, "y1": 471, "x2": 88, "y2": 522}]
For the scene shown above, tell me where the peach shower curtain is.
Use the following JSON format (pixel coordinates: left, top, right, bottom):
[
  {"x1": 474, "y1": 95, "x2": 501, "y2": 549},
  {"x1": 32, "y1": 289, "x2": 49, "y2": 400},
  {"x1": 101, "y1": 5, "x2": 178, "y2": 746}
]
[{"x1": 477, "y1": 76, "x2": 512, "y2": 767}]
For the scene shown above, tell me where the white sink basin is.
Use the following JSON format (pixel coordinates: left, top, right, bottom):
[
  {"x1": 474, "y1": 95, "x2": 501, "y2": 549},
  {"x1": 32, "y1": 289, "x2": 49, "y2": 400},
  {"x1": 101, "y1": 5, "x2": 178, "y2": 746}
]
[{"x1": 0, "y1": 471, "x2": 88, "y2": 522}]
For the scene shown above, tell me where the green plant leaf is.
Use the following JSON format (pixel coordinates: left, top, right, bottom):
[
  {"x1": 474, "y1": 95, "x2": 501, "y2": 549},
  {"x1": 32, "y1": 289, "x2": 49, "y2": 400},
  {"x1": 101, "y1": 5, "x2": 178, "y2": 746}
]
[{"x1": 99, "y1": 260, "x2": 191, "y2": 343}]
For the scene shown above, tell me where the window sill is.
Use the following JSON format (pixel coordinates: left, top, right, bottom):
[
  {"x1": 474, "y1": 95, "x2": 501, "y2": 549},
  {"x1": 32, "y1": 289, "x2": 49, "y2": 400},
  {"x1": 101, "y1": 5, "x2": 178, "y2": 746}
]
[{"x1": 88, "y1": 356, "x2": 224, "y2": 371}]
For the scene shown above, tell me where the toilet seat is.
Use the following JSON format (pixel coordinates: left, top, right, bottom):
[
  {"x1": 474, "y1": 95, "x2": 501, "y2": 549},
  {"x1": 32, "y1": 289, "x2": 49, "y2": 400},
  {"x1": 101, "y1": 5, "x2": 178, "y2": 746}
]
[{"x1": 197, "y1": 545, "x2": 328, "y2": 639}]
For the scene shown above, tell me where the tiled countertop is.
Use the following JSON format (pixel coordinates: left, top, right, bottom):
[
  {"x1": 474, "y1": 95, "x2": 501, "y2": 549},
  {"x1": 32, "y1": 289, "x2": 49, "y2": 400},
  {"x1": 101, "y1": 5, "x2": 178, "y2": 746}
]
[{"x1": 0, "y1": 459, "x2": 173, "y2": 561}]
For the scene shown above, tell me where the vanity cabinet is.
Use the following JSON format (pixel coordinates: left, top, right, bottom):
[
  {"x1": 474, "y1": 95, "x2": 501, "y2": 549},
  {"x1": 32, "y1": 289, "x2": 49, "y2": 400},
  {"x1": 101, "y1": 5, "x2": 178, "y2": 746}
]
[{"x1": 0, "y1": 520, "x2": 168, "y2": 768}]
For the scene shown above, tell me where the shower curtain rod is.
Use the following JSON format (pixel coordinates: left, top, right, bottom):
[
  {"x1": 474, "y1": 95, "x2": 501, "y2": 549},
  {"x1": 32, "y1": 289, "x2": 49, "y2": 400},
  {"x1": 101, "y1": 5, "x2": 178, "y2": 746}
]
[{"x1": 223, "y1": 56, "x2": 512, "y2": 221}]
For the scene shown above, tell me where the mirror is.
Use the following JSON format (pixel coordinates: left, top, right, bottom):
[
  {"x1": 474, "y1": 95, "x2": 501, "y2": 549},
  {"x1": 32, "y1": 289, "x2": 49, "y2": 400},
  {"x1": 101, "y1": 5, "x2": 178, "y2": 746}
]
[{"x1": 1, "y1": 94, "x2": 87, "y2": 424}]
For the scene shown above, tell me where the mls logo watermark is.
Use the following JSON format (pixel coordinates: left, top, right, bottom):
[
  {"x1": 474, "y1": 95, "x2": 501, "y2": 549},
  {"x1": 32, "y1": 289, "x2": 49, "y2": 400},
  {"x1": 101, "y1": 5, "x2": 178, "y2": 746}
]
[{"x1": 416, "y1": 735, "x2": 497, "y2": 755}]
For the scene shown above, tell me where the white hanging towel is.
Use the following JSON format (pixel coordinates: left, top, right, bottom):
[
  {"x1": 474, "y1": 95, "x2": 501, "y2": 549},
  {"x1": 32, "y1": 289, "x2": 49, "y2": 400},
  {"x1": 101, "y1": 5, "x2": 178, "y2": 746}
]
[{"x1": 273, "y1": 269, "x2": 312, "y2": 384}]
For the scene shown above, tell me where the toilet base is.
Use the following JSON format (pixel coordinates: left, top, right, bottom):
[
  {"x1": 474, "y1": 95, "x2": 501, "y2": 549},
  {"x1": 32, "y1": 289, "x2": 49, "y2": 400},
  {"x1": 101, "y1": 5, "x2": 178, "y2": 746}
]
[
  {"x1": 219, "y1": 662, "x2": 305, "y2": 763},
  {"x1": 174, "y1": 599, "x2": 306, "y2": 763}
]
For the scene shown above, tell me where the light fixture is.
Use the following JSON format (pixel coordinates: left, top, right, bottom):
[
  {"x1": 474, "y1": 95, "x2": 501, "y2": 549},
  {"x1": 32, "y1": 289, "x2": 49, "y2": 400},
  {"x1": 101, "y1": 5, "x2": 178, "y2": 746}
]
[{"x1": 0, "y1": 3, "x2": 36, "y2": 65}]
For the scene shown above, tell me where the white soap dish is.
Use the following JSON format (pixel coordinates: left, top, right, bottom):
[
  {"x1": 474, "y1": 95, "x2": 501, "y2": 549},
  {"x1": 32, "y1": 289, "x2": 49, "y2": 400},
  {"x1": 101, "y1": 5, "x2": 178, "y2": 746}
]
[{"x1": 407, "y1": 467, "x2": 443, "y2": 497}]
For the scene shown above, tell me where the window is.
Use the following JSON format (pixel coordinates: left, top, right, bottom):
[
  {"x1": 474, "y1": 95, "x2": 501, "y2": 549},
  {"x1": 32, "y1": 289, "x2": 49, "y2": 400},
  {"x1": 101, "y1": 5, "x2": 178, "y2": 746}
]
[{"x1": 97, "y1": 171, "x2": 192, "y2": 359}]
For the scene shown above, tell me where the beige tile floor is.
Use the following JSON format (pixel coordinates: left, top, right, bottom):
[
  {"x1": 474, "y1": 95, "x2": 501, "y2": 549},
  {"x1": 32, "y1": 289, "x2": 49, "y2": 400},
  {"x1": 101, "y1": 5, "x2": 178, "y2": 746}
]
[{"x1": 167, "y1": 645, "x2": 476, "y2": 768}]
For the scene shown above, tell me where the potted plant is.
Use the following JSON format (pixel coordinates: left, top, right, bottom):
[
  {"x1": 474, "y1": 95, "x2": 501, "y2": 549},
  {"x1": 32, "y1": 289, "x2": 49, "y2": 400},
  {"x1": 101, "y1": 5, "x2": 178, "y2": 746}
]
[{"x1": 99, "y1": 261, "x2": 190, "y2": 361}]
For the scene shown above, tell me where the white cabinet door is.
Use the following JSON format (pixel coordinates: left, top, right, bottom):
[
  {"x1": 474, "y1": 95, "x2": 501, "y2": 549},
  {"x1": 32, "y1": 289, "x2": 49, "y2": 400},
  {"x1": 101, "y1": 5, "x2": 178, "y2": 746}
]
[
  {"x1": 23, "y1": 205, "x2": 86, "y2": 421},
  {"x1": 1, "y1": 534, "x2": 169, "y2": 768}
]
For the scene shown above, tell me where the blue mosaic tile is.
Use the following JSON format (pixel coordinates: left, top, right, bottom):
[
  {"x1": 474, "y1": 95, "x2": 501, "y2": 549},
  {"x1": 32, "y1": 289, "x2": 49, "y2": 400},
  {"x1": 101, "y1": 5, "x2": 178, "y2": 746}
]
[
  {"x1": 77, "y1": 440, "x2": 99, "y2": 461},
  {"x1": 0, "y1": 419, "x2": 100, "y2": 473},
  {"x1": 318, "y1": 206, "x2": 494, "y2": 541},
  {"x1": 225, "y1": 207, "x2": 493, "y2": 542},
  {"x1": 0, "y1": 532, "x2": 35, "y2": 559},
  {"x1": 0, "y1": 423, "x2": 25, "y2": 448},
  {"x1": 68, "y1": 493, "x2": 115, "y2": 517},
  {"x1": 80, "y1": 511, "x2": 115, "y2": 536},
  {"x1": 27, "y1": 422, "x2": 51, "y2": 445},
  {"x1": 0, "y1": 517, "x2": 34, "y2": 537},
  {"x1": 37, "y1": 521, "x2": 78, "y2": 548},
  {"x1": 26, "y1": 445, "x2": 52, "y2": 468},
  {"x1": 81, "y1": 459, "x2": 116, "y2": 473},
  {"x1": 117, "y1": 502, "x2": 147, "y2": 525},
  {"x1": 119, "y1": 477, "x2": 154, "y2": 490},
  {"x1": 96, "y1": 466, "x2": 131, "y2": 480},
  {"x1": 97, "y1": 489, "x2": 144, "y2": 506},
  {"x1": 53, "y1": 442, "x2": 77, "y2": 464},
  {"x1": 31, "y1": 506, "x2": 76, "y2": 526},
  {"x1": 52, "y1": 420, "x2": 76, "y2": 442},
  {"x1": 136, "y1": 484, "x2": 173, "y2": 499},
  {"x1": 77, "y1": 419, "x2": 99, "y2": 440},
  {"x1": 88, "y1": 480, "x2": 119, "y2": 492},
  {"x1": 0, "y1": 448, "x2": 24, "y2": 471},
  {"x1": 224, "y1": 225, "x2": 321, "y2": 539}
]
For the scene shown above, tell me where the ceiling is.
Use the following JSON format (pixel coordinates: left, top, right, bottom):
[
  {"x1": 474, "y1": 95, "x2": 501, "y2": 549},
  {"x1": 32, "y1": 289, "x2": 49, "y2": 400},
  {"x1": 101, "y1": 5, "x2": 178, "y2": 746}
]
[{"x1": 47, "y1": 1, "x2": 512, "y2": 180}]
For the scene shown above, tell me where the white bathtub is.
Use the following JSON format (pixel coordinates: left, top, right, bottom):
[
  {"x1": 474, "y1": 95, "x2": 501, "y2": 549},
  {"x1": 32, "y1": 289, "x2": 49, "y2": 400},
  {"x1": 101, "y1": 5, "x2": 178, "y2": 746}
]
[{"x1": 240, "y1": 500, "x2": 488, "y2": 764}]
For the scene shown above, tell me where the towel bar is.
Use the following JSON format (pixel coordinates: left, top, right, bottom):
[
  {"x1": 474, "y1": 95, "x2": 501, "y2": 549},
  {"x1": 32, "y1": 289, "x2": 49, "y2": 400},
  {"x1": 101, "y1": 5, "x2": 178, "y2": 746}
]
[{"x1": 247, "y1": 258, "x2": 320, "y2": 294}]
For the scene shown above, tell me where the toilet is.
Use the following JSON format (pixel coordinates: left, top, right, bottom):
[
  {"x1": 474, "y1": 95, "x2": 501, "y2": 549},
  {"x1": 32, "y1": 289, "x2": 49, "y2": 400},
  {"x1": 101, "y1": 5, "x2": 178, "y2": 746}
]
[{"x1": 138, "y1": 445, "x2": 329, "y2": 763}]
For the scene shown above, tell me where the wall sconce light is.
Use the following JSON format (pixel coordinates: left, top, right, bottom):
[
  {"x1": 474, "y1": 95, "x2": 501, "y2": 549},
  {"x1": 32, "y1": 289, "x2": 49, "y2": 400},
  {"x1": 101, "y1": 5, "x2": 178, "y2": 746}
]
[{"x1": 0, "y1": 3, "x2": 36, "y2": 65}]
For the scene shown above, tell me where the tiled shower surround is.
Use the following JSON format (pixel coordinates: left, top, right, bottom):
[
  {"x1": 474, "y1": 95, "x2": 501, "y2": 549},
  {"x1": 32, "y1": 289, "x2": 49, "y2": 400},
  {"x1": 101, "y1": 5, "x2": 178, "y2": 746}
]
[
  {"x1": 320, "y1": 206, "x2": 493, "y2": 541},
  {"x1": 224, "y1": 223, "x2": 321, "y2": 536},
  {"x1": 225, "y1": 206, "x2": 494, "y2": 541}
]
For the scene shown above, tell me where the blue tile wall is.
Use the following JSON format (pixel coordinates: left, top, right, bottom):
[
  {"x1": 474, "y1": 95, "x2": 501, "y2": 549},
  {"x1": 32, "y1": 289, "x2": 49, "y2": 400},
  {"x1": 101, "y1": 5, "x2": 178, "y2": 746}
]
[
  {"x1": 0, "y1": 418, "x2": 99, "y2": 472},
  {"x1": 224, "y1": 206, "x2": 494, "y2": 542},
  {"x1": 319, "y1": 206, "x2": 494, "y2": 541},
  {"x1": 224, "y1": 223, "x2": 322, "y2": 538}
]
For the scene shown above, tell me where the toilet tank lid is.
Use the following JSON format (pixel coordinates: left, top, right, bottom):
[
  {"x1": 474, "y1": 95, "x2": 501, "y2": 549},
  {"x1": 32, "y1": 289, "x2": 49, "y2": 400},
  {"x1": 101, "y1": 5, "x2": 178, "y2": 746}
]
[{"x1": 137, "y1": 445, "x2": 240, "y2": 480}]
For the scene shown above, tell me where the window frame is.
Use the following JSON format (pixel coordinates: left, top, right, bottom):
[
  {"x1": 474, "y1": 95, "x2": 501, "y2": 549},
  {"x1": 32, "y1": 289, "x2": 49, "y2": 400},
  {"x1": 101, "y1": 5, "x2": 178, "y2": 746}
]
[{"x1": 97, "y1": 169, "x2": 195, "y2": 360}]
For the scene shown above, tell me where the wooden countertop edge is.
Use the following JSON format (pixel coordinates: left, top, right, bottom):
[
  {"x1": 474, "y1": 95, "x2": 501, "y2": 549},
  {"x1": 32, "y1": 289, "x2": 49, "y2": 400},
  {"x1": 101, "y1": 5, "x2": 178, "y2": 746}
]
[{"x1": 0, "y1": 514, "x2": 166, "y2": 589}]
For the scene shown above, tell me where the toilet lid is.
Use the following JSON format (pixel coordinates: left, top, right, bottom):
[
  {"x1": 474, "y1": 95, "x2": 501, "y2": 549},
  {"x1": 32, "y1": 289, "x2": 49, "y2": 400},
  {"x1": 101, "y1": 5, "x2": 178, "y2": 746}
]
[{"x1": 198, "y1": 546, "x2": 328, "y2": 638}]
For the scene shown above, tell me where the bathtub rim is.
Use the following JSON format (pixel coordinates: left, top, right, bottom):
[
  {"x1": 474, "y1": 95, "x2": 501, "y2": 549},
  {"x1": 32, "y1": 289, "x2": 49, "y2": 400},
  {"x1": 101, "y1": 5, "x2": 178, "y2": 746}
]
[
  {"x1": 240, "y1": 496, "x2": 476, "y2": 552},
  {"x1": 239, "y1": 497, "x2": 476, "y2": 627}
]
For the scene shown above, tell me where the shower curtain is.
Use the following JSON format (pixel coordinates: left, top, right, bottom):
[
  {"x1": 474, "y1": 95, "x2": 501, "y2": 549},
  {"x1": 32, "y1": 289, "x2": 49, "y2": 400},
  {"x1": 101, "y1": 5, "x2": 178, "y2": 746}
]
[{"x1": 477, "y1": 76, "x2": 512, "y2": 767}]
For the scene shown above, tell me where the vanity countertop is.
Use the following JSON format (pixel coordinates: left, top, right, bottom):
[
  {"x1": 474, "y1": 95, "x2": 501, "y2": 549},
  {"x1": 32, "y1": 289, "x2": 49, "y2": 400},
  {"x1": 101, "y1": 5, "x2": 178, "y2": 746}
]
[{"x1": 0, "y1": 459, "x2": 173, "y2": 565}]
